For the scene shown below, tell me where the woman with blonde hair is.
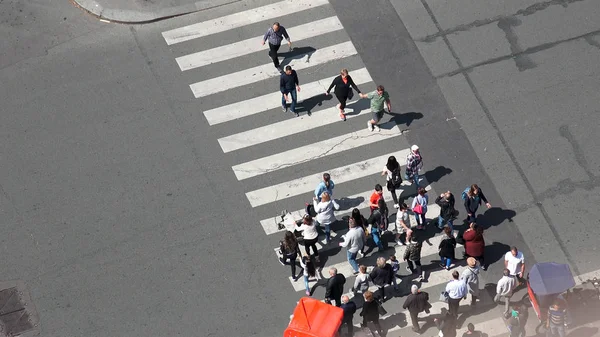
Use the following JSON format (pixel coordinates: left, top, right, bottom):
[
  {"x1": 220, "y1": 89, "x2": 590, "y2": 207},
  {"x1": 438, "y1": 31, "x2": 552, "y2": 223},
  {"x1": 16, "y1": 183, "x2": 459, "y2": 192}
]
[
  {"x1": 325, "y1": 68, "x2": 362, "y2": 121},
  {"x1": 313, "y1": 191, "x2": 340, "y2": 243}
]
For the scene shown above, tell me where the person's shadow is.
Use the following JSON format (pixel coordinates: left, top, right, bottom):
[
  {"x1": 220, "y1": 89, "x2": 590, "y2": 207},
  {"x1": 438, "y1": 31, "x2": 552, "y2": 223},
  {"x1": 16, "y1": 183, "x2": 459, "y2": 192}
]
[
  {"x1": 388, "y1": 111, "x2": 424, "y2": 128},
  {"x1": 475, "y1": 207, "x2": 516, "y2": 229}
]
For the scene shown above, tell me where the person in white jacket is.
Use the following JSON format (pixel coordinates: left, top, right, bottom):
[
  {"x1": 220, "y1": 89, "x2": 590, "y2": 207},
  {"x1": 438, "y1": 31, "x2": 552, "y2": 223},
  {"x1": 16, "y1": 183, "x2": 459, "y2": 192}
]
[
  {"x1": 339, "y1": 217, "x2": 365, "y2": 274},
  {"x1": 298, "y1": 214, "x2": 320, "y2": 262},
  {"x1": 313, "y1": 192, "x2": 340, "y2": 243}
]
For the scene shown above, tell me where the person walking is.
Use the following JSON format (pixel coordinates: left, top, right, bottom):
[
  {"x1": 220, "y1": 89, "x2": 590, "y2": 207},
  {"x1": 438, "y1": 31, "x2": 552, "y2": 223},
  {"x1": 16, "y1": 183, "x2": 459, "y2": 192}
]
[
  {"x1": 395, "y1": 202, "x2": 413, "y2": 245},
  {"x1": 403, "y1": 284, "x2": 431, "y2": 333},
  {"x1": 405, "y1": 145, "x2": 423, "y2": 187},
  {"x1": 280, "y1": 65, "x2": 301, "y2": 116},
  {"x1": 446, "y1": 270, "x2": 467, "y2": 318},
  {"x1": 436, "y1": 191, "x2": 457, "y2": 230},
  {"x1": 369, "y1": 256, "x2": 393, "y2": 302},
  {"x1": 434, "y1": 309, "x2": 458, "y2": 337},
  {"x1": 339, "y1": 295, "x2": 357, "y2": 336},
  {"x1": 381, "y1": 155, "x2": 403, "y2": 208},
  {"x1": 325, "y1": 267, "x2": 346, "y2": 307},
  {"x1": 367, "y1": 198, "x2": 388, "y2": 252},
  {"x1": 325, "y1": 68, "x2": 362, "y2": 121},
  {"x1": 261, "y1": 22, "x2": 291, "y2": 71},
  {"x1": 352, "y1": 265, "x2": 371, "y2": 294},
  {"x1": 504, "y1": 246, "x2": 525, "y2": 284},
  {"x1": 546, "y1": 300, "x2": 568, "y2": 337},
  {"x1": 463, "y1": 223, "x2": 486, "y2": 269},
  {"x1": 297, "y1": 214, "x2": 319, "y2": 262},
  {"x1": 359, "y1": 85, "x2": 391, "y2": 132},
  {"x1": 461, "y1": 184, "x2": 491, "y2": 223},
  {"x1": 314, "y1": 173, "x2": 334, "y2": 200},
  {"x1": 403, "y1": 236, "x2": 423, "y2": 280},
  {"x1": 368, "y1": 184, "x2": 384, "y2": 213},
  {"x1": 494, "y1": 268, "x2": 517, "y2": 318},
  {"x1": 389, "y1": 255, "x2": 400, "y2": 291},
  {"x1": 351, "y1": 208, "x2": 368, "y2": 257},
  {"x1": 339, "y1": 217, "x2": 365, "y2": 274},
  {"x1": 412, "y1": 187, "x2": 429, "y2": 229},
  {"x1": 279, "y1": 231, "x2": 300, "y2": 279},
  {"x1": 313, "y1": 191, "x2": 340, "y2": 243},
  {"x1": 460, "y1": 257, "x2": 481, "y2": 307},
  {"x1": 439, "y1": 226, "x2": 457, "y2": 270},
  {"x1": 360, "y1": 290, "x2": 384, "y2": 335},
  {"x1": 299, "y1": 255, "x2": 319, "y2": 296}
]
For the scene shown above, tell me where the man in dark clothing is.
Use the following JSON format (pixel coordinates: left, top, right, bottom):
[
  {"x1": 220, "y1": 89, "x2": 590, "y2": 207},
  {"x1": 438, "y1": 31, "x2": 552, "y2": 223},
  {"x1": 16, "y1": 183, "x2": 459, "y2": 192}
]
[
  {"x1": 436, "y1": 191, "x2": 457, "y2": 230},
  {"x1": 339, "y1": 295, "x2": 356, "y2": 336},
  {"x1": 325, "y1": 267, "x2": 346, "y2": 307},
  {"x1": 402, "y1": 284, "x2": 431, "y2": 333},
  {"x1": 369, "y1": 257, "x2": 393, "y2": 302},
  {"x1": 280, "y1": 65, "x2": 301, "y2": 116},
  {"x1": 261, "y1": 22, "x2": 291, "y2": 70}
]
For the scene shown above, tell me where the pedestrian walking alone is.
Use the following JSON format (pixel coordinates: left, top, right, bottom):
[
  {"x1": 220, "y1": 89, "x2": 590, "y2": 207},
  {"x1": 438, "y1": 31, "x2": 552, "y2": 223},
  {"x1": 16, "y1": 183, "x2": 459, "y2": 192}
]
[
  {"x1": 412, "y1": 187, "x2": 429, "y2": 229},
  {"x1": 297, "y1": 214, "x2": 319, "y2": 262},
  {"x1": 325, "y1": 68, "x2": 362, "y2": 121},
  {"x1": 313, "y1": 191, "x2": 339, "y2": 243},
  {"x1": 325, "y1": 267, "x2": 346, "y2": 307},
  {"x1": 436, "y1": 190, "x2": 457, "y2": 230},
  {"x1": 368, "y1": 184, "x2": 384, "y2": 213},
  {"x1": 261, "y1": 22, "x2": 291, "y2": 71},
  {"x1": 369, "y1": 256, "x2": 393, "y2": 302},
  {"x1": 463, "y1": 223, "x2": 486, "y2": 269},
  {"x1": 460, "y1": 257, "x2": 481, "y2": 307},
  {"x1": 360, "y1": 290, "x2": 384, "y2": 335},
  {"x1": 315, "y1": 173, "x2": 334, "y2": 200},
  {"x1": 494, "y1": 268, "x2": 517, "y2": 317},
  {"x1": 299, "y1": 255, "x2": 319, "y2": 296},
  {"x1": 280, "y1": 65, "x2": 301, "y2": 116},
  {"x1": 279, "y1": 231, "x2": 299, "y2": 279},
  {"x1": 359, "y1": 85, "x2": 391, "y2": 132},
  {"x1": 461, "y1": 184, "x2": 491, "y2": 223},
  {"x1": 504, "y1": 246, "x2": 525, "y2": 284},
  {"x1": 339, "y1": 295, "x2": 357, "y2": 336},
  {"x1": 445, "y1": 270, "x2": 467, "y2": 318},
  {"x1": 382, "y1": 155, "x2": 403, "y2": 208},
  {"x1": 403, "y1": 284, "x2": 431, "y2": 333},
  {"x1": 403, "y1": 236, "x2": 423, "y2": 280},
  {"x1": 352, "y1": 265, "x2": 371, "y2": 294},
  {"x1": 395, "y1": 202, "x2": 413, "y2": 245},
  {"x1": 339, "y1": 217, "x2": 365, "y2": 274},
  {"x1": 439, "y1": 226, "x2": 457, "y2": 270},
  {"x1": 351, "y1": 208, "x2": 368, "y2": 256},
  {"x1": 405, "y1": 145, "x2": 423, "y2": 187}
]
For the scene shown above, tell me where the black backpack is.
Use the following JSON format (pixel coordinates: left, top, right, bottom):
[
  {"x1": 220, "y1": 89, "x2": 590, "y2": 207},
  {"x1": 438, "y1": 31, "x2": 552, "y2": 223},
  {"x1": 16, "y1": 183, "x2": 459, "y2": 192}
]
[{"x1": 390, "y1": 167, "x2": 402, "y2": 188}]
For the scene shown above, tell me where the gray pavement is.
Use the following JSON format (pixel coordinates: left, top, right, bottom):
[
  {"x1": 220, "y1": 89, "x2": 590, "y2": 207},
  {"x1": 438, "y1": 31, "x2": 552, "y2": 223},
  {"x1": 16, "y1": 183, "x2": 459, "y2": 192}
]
[{"x1": 1, "y1": 0, "x2": 600, "y2": 336}]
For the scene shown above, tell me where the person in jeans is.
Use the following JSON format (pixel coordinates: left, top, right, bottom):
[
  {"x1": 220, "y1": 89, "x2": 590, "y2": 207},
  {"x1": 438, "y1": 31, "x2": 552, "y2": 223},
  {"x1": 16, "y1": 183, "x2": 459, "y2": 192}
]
[
  {"x1": 359, "y1": 85, "x2": 391, "y2": 132},
  {"x1": 299, "y1": 255, "x2": 318, "y2": 296},
  {"x1": 403, "y1": 236, "x2": 423, "y2": 280},
  {"x1": 504, "y1": 246, "x2": 525, "y2": 284},
  {"x1": 298, "y1": 214, "x2": 319, "y2": 262},
  {"x1": 494, "y1": 268, "x2": 517, "y2": 317},
  {"x1": 463, "y1": 184, "x2": 491, "y2": 223},
  {"x1": 405, "y1": 145, "x2": 423, "y2": 187},
  {"x1": 411, "y1": 187, "x2": 429, "y2": 229},
  {"x1": 439, "y1": 226, "x2": 457, "y2": 270},
  {"x1": 279, "y1": 231, "x2": 299, "y2": 279},
  {"x1": 314, "y1": 172, "x2": 334, "y2": 200},
  {"x1": 313, "y1": 191, "x2": 340, "y2": 243},
  {"x1": 436, "y1": 190, "x2": 457, "y2": 230},
  {"x1": 339, "y1": 217, "x2": 365, "y2": 274},
  {"x1": 368, "y1": 184, "x2": 384, "y2": 213},
  {"x1": 546, "y1": 300, "x2": 568, "y2": 337},
  {"x1": 261, "y1": 22, "x2": 291, "y2": 71},
  {"x1": 445, "y1": 270, "x2": 467, "y2": 318},
  {"x1": 325, "y1": 68, "x2": 362, "y2": 121},
  {"x1": 279, "y1": 65, "x2": 301, "y2": 116}
]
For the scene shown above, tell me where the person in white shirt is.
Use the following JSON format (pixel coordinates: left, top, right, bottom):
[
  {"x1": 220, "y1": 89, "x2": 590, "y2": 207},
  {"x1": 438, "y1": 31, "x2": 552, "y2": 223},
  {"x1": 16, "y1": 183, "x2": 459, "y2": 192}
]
[
  {"x1": 495, "y1": 268, "x2": 517, "y2": 317},
  {"x1": 445, "y1": 270, "x2": 467, "y2": 318},
  {"x1": 298, "y1": 214, "x2": 320, "y2": 262},
  {"x1": 394, "y1": 203, "x2": 413, "y2": 245},
  {"x1": 504, "y1": 246, "x2": 525, "y2": 283},
  {"x1": 313, "y1": 192, "x2": 340, "y2": 243}
]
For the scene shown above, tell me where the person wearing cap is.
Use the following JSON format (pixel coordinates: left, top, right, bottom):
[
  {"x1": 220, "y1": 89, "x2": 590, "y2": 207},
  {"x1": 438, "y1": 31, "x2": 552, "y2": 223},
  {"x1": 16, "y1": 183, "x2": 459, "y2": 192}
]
[
  {"x1": 405, "y1": 145, "x2": 423, "y2": 187},
  {"x1": 402, "y1": 284, "x2": 431, "y2": 333},
  {"x1": 460, "y1": 257, "x2": 481, "y2": 307}
]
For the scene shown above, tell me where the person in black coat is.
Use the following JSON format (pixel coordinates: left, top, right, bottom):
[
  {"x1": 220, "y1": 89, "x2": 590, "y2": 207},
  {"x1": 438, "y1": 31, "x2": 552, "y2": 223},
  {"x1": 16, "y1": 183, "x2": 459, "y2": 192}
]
[
  {"x1": 403, "y1": 284, "x2": 431, "y2": 333},
  {"x1": 325, "y1": 68, "x2": 362, "y2": 121},
  {"x1": 463, "y1": 184, "x2": 491, "y2": 223},
  {"x1": 436, "y1": 191, "x2": 457, "y2": 230},
  {"x1": 339, "y1": 295, "x2": 356, "y2": 336},
  {"x1": 360, "y1": 290, "x2": 383, "y2": 335},
  {"x1": 439, "y1": 226, "x2": 457, "y2": 270},
  {"x1": 325, "y1": 267, "x2": 346, "y2": 307},
  {"x1": 369, "y1": 257, "x2": 393, "y2": 301}
]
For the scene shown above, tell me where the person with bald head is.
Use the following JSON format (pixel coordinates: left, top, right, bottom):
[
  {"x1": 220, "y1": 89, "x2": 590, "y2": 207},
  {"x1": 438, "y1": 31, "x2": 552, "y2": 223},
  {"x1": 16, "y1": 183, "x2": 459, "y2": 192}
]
[{"x1": 339, "y1": 295, "x2": 356, "y2": 336}]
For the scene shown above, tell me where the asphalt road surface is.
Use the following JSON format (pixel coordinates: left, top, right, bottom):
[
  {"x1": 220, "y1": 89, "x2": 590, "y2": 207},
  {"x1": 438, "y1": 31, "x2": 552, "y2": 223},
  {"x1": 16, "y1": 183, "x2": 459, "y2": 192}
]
[{"x1": 1, "y1": 0, "x2": 599, "y2": 336}]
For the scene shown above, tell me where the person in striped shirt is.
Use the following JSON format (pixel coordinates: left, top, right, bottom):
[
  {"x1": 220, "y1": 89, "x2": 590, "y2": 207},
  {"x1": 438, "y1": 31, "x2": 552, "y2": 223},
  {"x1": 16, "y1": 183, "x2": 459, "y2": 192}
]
[{"x1": 261, "y1": 22, "x2": 291, "y2": 71}]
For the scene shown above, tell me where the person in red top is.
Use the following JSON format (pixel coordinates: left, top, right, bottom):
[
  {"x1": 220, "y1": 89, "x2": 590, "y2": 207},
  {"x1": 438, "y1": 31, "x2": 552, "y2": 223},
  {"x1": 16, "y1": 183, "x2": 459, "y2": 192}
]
[
  {"x1": 463, "y1": 223, "x2": 486, "y2": 270},
  {"x1": 369, "y1": 184, "x2": 384, "y2": 213}
]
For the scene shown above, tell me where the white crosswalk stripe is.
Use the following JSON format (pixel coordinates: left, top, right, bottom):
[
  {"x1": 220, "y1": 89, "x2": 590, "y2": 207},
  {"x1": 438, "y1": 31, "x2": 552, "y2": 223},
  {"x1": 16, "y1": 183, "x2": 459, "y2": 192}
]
[
  {"x1": 162, "y1": 0, "x2": 330, "y2": 45},
  {"x1": 176, "y1": 16, "x2": 344, "y2": 71},
  {"x1": 202, "y1": 67, "x2": 372, "y2": 125}
]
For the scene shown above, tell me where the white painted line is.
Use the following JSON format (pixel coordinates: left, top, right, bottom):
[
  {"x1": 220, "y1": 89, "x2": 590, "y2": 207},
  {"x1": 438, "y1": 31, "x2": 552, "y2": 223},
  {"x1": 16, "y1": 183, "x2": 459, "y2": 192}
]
[
  {"x1": 176, "y1": 16, "x2": 344, "y2": 71},
  {"x1": 260, "y1": 178, "x2": 432, "y2": 235},
  {"x1": 233, "y1": 121, "x2": 402, "y2": 181},
  {"x1": 245, "y1": 149, "x2": 410, "y2": 207},
  {"x1": 218, "y1": 98, "x2": 370, "y2": 153},
  {"x1": 190, "y1": 41, "x2": 357, "y2": 98},
  {"x1": 203, "y1": 67, "x2": 372, "y2": 125},
  {"x1": 162, "y1": 0, "x2": 330, "y2": 45}
]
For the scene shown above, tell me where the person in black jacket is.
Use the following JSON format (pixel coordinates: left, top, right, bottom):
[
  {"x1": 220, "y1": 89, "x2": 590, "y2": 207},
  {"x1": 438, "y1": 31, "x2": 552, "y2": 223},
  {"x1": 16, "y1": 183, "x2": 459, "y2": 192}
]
[
  {"x1": 439, "y1": 226, "x2": 457, "y2": 270},
  {"x1": 369, "y1": 257, "x2": 393, "y2": 302},
  {"x1": 360, "y1": 290, "x2": 383, "y2": 335},
  {"x1": 403, "y1": 284, "x2": 431, "y2": 333},
  {"x1": 436, "y1": 191, "x2": 457, "y2": 230},
  {"x1": 279, "y1": 231, "x2": 299, "y2": 278},
  {"x1": 325, "y1": 68, "x2": 362, "y2": 121},
  {"x1": 325, "y1": 267, "x2": 346, "y2": 307},
  {"x1": 339, "y1": 295, "x2": 356, "y2": 336},
  {"x1": 280, "y1": 65, "x2": 301, "y2": 116},
  {"x1": 463, "y1": 184, "x2": 491, "y2": 224}
]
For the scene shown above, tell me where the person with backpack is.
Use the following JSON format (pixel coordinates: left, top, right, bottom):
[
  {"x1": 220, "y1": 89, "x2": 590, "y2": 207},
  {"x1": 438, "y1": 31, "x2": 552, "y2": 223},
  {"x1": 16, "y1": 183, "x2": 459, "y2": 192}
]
[
  {"x1": 367, "y1": 198, "x2": 388, "y2": 252},
  {"x1": 314, "y1": 173, "x2": 334, "y2": 200},
  {"x1": 461, "y1": 184, "x2": 491, "y2": 223},
  {"x1": 279, "y1": 231, "x2": 300, "y2": 279},
  {"x1": 436, "y1": 191, "x2": 457, "y2": 230},
  {"x1": 405, "y1": 145, "x2": 423, "y2": 187},
  {"x1": 313, "y1": 191, "x2": 340, "y2": 243},
  {"x1": 439, "y1": 226, "x2": 457, "y2": 270},
  {"x1": 381, "y1": 155, "x2": 402, "y2": 208},
  {"x1": 411, "y1": 187, "x2": 429, "y2": 229},
  {"x1": 460, "y1": 257, "x2": 481, "y2": 307}
]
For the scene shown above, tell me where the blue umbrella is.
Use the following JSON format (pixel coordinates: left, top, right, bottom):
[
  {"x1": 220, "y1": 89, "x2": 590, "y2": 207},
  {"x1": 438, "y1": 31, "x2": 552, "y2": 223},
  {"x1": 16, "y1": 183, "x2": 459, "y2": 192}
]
[{"x1": 529, "y1": 262, "x2": 575, "y2": 296}]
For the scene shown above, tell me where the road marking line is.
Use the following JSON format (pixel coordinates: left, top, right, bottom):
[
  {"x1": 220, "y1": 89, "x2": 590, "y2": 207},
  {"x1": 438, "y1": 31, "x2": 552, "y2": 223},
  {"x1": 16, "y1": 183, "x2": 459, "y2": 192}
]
[
  {"x1": 176, "y1": 16, "x2": 344, "y2": 71},
  {"x1": 162, "y1": 0, "x2": 330, "y2": 45},
  {"x1": 203, "y1": 67, "x2": 372, "y2": 125}
]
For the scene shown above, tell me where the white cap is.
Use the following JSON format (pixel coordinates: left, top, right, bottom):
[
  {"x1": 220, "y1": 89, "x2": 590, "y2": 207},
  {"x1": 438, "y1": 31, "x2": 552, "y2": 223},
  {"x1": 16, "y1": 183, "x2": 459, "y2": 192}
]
[
  {"x1": 411, "y1": 284, "x2": 419, "y2": 294},
  {"x1": 411, "y1": 145, "x2": 419, "y2": 152}
]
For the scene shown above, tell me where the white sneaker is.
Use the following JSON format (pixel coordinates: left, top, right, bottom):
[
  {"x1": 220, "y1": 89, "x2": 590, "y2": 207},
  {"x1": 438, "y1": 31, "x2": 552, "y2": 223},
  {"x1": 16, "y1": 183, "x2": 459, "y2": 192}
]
[
  {"x1": 374, "y1": 125, "x2": 380, "y2": 132},
  {"x1": 367, "y1": 121, "x2": 374, "y2": 131},
  {"x1": 393, "y1": 203, "x2": 399, "y2": 209},
  {"x1": 396, "y1": 240, "x2": 403, "y2": 246}
]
